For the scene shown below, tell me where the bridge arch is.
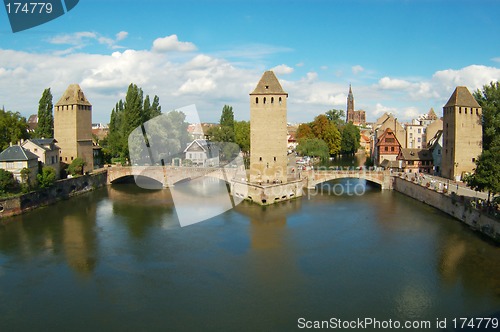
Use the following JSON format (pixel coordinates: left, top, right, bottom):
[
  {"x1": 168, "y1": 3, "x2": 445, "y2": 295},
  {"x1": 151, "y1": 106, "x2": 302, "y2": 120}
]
[{"x1": 305, "y1": 170, "x2": 390, "y2": 190}]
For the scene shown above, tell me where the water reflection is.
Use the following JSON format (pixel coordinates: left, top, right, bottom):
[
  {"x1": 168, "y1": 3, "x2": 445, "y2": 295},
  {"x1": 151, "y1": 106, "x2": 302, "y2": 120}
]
[{"x1": 0, "y1": 180, "x2": 499, "y2": 330}]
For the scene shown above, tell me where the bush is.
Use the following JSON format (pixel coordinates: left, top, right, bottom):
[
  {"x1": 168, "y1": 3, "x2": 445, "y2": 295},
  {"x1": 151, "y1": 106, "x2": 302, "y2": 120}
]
[
  {"x1": 68, "y1": 157, "x2": 86, "y2": 176},
  {"x1": 37, "y1": 166, "x2": 56, "y2": 189},
  {"x1": 0, "y1": 169, "x2": 19, "y2": 194}
]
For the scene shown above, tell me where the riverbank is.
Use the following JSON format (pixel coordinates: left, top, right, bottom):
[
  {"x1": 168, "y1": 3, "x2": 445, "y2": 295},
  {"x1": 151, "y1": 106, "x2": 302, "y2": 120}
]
[
  {"x1": 392, "y1": 174, "x2": 500, "y2": 244},
  {"x1": 0, "y1": 169, "x2": 107, "y2": 220}
]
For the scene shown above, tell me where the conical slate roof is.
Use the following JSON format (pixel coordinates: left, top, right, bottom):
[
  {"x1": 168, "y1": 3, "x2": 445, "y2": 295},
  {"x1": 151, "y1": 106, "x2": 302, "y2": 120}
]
[
  {"x1": 251, "y1": 71, "x2": 287, "y2": 95},
  {"x1": 55, "y1": 84, "x2": 92, "y2": 107},
  {"x1": 444, "y1": 86, "x2": 480, "y2": 108}
]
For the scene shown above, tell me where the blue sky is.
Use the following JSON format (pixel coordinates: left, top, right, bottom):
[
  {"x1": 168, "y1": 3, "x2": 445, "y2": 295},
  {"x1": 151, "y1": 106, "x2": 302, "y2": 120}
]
[{"x1": 0, "y1": 0, "x2": 499, "y2": 124}]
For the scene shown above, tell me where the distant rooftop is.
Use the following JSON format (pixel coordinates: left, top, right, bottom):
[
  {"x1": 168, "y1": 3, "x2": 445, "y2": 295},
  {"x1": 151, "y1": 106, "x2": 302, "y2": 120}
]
[
  {"x1": 55, "y1": 84, "x2": 92, "y2": 107},
  {"x1": 0, "y1": 145, "x2": 38, "y2": 162},
  {"x1": 250, "y1": 71, "x2": 288, "y2": 96}
]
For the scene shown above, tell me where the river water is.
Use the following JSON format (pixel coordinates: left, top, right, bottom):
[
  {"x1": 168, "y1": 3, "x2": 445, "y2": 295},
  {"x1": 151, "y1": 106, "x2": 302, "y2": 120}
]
[{"x1": 0, "y1": 179, "x2": 499, "y2": 331}]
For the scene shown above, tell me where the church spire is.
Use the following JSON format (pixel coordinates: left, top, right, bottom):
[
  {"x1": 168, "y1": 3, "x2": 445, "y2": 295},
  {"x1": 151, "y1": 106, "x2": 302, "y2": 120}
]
[{"x1": 347, "y1": 84, "x2": 354, "y2": 122}]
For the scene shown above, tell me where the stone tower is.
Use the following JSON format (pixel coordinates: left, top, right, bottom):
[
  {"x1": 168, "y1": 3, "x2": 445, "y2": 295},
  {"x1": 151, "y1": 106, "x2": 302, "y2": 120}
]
[
  {"x1": 54, "y1": 84, "x2": 93, "y2": 173},
  {"x1": 441, "y1": 86, "x2": 482, "y2": 180},
  {"x1": 346, "y1": 84, "x2": 354, "y2": 123},
  {"x1": 249, "y1": 71, "x2": 288, "y2": 184}
]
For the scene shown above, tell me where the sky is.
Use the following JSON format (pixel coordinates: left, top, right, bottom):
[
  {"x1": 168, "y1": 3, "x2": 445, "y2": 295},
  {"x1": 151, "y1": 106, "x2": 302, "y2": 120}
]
[{"x1": 0, "y1": 0, "x2": 499, "y2": 125}]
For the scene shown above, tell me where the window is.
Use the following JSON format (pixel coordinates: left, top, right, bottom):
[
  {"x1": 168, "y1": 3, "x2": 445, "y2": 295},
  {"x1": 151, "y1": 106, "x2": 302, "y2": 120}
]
[
  {"x1": 265, "y1": 85, "x2": 269, "y2": 89},
  {"x1": 256, "y1": 97, "x2": 259, "y2": 104},
  {"x1": 271, "y1": 97, "x2": 274, "y2": 104},
  {"x1": 438, "y1": 149, "x2": 441, "y2": 155},
  {"x1": 263, "y1": 97, "x2": 267, "y2": 104},
  {"x1": 391, "y1": 147, "x2": 394, "y2": 152},
  {"x1": 16, "y1": 162, "x2": 23, "y2": 168},
  {"x1": 279, "y1": 97, "x2": 282, "y2": 105},
  {"x1": 259, "y1": 157, "x2": 262, "y2": 162},
  {"x1": 418, "y1": 138, "x2": 421, "y2": 143},
  {"x1": 52, "y1": 156, "x2": 55, "y2": 164},
  {"x1": 418, "y1": 129, "x2": 421, "y2": 134},
  {"x1": 409, "y1": 133, "x2": 413, "y2": 138},
  {"x1": 274, "y1": 157, "x2": 277, "y2": 162},
  {"x1": 472, "y1": 158, "x2": 476, "y2": 163},
  {"x1": 71, "y1": 156, "x2": 74, "y2": 161},
  {"x1": 34, "y1": 148, "x2": 38, "y2": 152},
  {"x1": 384, "y1": 147, "x2": 388, "y2": 152},
  {"x1": 7, "y1": 162, "x2": 14, "y2": 169}
]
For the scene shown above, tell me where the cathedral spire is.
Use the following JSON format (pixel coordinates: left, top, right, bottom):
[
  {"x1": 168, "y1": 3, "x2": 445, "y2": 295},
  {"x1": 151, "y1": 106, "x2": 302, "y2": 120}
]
[{"x1": 347, "y1": 84, "x2": 354, "y2": 122}]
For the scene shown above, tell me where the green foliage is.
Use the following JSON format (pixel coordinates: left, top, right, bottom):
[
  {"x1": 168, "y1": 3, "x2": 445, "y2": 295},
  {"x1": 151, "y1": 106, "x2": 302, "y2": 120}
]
[
  {"x1": 208, "y1": 105, "x2": 236, "y2": 144},
  {"x1": 0, "y1": 169, "x2": 19, "y2": 194},
  {"x1": 37, "y1": 166, "x2": 56, "y2": 189},
  {"x1": 105, "y1": 84, "x2": 162, "y2": 160},
  {"x1": 326, "y1": 109, "x2": 346, "y2": 127},
  {"x1": 340, "y1": 122, "x2": 361, "y2": 155},
  {"x1": 0, "y1": 108, "x2": 29, "y2": 150},
  {"x1": 128, "y1": 110, "x2": 191, "y2": 165},
  {"x1": 68, "y1": 157, "x2": 86, "y2": 176},
  {"x1": 474, "y1": 81, "x2": 500, "y2": 151},
  {"x1": 296, "y1": 138, "x2": 329, "y2": 160},
  {"x1": 35, "y1": 88, "x2": 54, "y2": 138},
  {"x1": 311, "y1": 114, "x2": 341, "y2": 155},
  {"x1": 234, "y1": 120, "x2": 250, "y2": 153},
  {"x1": 220, "y1": 105, "x2": 234, "y2": 128}
]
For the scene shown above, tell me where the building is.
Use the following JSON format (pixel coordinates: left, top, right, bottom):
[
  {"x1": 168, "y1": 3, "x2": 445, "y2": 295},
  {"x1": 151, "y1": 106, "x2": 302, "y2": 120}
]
[
  {"x1": 249, "y1": 71, "x2": 288, "y2": 184},
  {"x1": 346, "y1": 85, "x2": 366, "y2": 126},
  {"x1": 397, "y1": 148, "x2": 433, "y2": 174},
  {"x1": 406, "y1": 124, "x2": 426, "y2": 148},
  {"x1": 425, "y1": 118, "x2": 443, "y2": 146},
  {"x1": 0, "y1": 145, "x2": 39, "y2": 185},
  {"x1": 428, "y1": 130, "x2": 443, "y2": 176},
  {"x1": 54, "y1": 84, "x2": 94, "y2": 173},
  {"x1": 27, "y1": 114, "x2": 38, "y2": 132},
  {"x1": 184, "y1": 139, "x2": 219, "y2": 167},
  {"x1": 360, "y1": 133, "x2": 371, "y2": 155},
  {"x1": 22, "y1": 138, "x2": 60, "y2": 178},
  {"x1": 376, "y1": 128, "x2": 402, "y2": 166},
  {"x1": 373, "y1": 113, "x2": 407, "y2": 150},
  {"x1": 441, "y1": 86, "x2": 482, "y2": 180}
]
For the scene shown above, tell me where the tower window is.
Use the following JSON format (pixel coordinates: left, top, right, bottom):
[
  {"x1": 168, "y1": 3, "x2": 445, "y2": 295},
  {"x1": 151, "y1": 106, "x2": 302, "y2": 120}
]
[
  {"x1": 274, "y1": 157, "x2": 277, "y2": 161},
  {"x1": 271, "y1": 97, "x2": 274, "y2": 104},
  {"x1": 265, "y1": 85, "x2": 269, "y2": 89},
  {"x1": 472, "y1": 158, "x2": 476, "y2": 163},
  {"x1": 259, "y1": 157, "x2": 262, "y2": 162},
  {"x1": 279, "y1": 97, "x2": 282, "y2": 105},
  {"x1": 256, "y1": 97, "x2": 259, "y2": 104},
  {"x1": 263, "y1": 97, "x2": 266, "y2": 104}
]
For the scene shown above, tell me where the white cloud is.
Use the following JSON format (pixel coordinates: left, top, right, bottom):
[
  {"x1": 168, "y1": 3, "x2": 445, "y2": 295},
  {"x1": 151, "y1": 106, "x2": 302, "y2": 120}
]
[
  {"x1": 152, "y1": 35, "x2": 197, "y2": 53},
  {"x1": 378, "y1": 77, "x2": 413, "y2": 90},
  {"x1": 271, "y1": 64, "x2": 294, "y2": 75},
  {"x1": 116, "y1": 31, "x2": 128, "y2": 41},
  {"x1": 295, "y1": 62, "x2": 304, "y2": 67},
  {"x1": 48, "y1": 31, "x2": 129, "y2": 51},
  {"x1": 352, "y1": 65, "x2": 364, "y2": 75},
  {"x1": 374, "y1": 103, "x2": 397, "y2": 116},
  {"x1": 492, "y1": 57, "x2": 500, "y2": 63},
  {"x1": 404, "y1": 107, "x2": 419, "y2": 119}
]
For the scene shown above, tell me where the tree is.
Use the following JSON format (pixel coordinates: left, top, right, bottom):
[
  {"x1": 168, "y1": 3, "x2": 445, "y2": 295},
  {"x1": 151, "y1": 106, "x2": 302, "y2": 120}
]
[
  {"x1": 37, "y1": 166, "x2": 56, "y2": 189},
  {"x1": 0, "y1": 169, "x2": 19, "y2": 194},
  {"x1": 0, "y1": 108, "x2": 29, "y2": 150},
  {"x1": 68, "y1": 157, "x2": 86, "y2": 176},
  {"x1": 296, "y1": 123, "x2": 314, "y2": 141},
  {"x1": 326, "y1": 109, "x2": 345, "y2": 127},
  {"x1": 220, "y1": 105, "x2": 234, "y2": 129},
  {"x1": 311, "y1": 114, "x2": 341, "y2": 155},
  {"x1": 340, "y1": 122, "x2": 361, "y2": 155},
  {"x1": 35, "y1": 88, "x2": 54, "y2": 138},
  {"x1": 105, "y1": 84, "x2": 162, "y2": 161},
  {"x1": 474, "y1": 81, "x2": 500, "y2": 151},
  {"x1": 296, "y1": 138, "x2": 329, "y2": 160},
  {"x1": 464, "y1": 140, "x2": 500, "y2": 202},
  {"x1": 234, "y1": 120, "x2": 250, "y2": 154}
]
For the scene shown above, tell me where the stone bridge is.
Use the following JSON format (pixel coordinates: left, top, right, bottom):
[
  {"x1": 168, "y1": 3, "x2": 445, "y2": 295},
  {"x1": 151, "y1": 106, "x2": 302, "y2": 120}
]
[
  {"x1": 303, "y1": 169, "x2": 393, "y2": 190},
  {"x1": 107, "y1": 166, "x2": 245, "y2": 187}
]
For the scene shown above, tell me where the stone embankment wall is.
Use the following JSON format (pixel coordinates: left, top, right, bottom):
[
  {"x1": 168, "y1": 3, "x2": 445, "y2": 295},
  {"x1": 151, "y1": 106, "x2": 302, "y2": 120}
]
[
  {"x1": 0, "y1": 170, "x2": 107, "y2": 219},
  {"x1": 393, "y1": 176, "x2": 500, "y2": 243}
]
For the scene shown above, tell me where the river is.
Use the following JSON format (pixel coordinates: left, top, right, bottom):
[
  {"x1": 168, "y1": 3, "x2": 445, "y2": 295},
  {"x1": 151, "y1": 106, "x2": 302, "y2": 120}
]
[{"x1": 0, "y1": 178, "x2": 499, "y2": 331}]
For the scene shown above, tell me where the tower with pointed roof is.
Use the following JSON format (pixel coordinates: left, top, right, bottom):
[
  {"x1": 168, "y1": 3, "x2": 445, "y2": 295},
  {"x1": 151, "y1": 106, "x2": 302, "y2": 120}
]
[
  {"x1": 54, "y1": 84, "x2": 93, "y2": 173},
  {"x1": 347, "y1": 84, "x2": 354, "y2": 123},
  {"x1": 441, "y1": 86, "x2": 482, "y2": 180},
  {"x1": 249, "y1": 71, "x2": 288, "y2": 184}
]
